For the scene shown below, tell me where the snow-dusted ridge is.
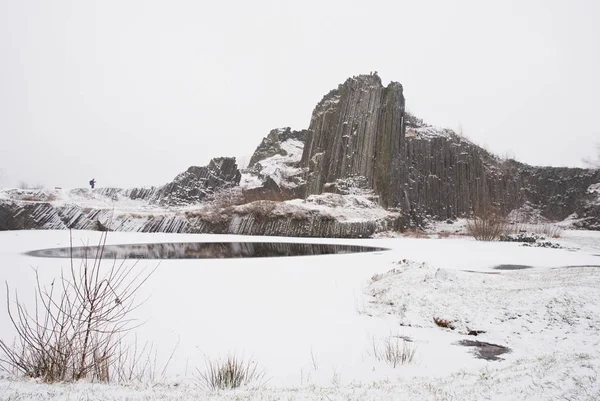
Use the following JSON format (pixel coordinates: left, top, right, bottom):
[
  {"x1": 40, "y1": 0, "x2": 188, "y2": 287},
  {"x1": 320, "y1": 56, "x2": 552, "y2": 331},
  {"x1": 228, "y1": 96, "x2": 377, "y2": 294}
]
[
  {"x1": 406, "y1": 124, "x2": 457, "y2": 140},
  {"x1": 0, "y1": 187, "x2": 166, "y2": 212}
]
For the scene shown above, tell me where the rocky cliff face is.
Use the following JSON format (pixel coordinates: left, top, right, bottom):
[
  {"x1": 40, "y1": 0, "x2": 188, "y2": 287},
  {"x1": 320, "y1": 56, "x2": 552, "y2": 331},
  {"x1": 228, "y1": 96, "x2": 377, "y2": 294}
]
[
  {"x1": 399, "y1": 125, "x2": 600, "y2": 222},
  {"x1": 83, "y1": 157, "x2": 242, "y2": 206},
  {"x1": 241, "y1": 127, "x2": 308, "y2": 202},
  {"x1": 1, "y1": 73, "x2": 599, "y2": 235},
  {"x1": 575, "y1": 183, "x2": 600, "y2": 230},
  {"x1": 290, "y1": 73, "x2": 599, "y2": 224},
  {"x1": 158, "y1": 157, "x2": 241, "y2": 205},
  {"x1": 248, "y1": 127, "x2": 308, "y2": 168},
  {"x1": 300, "y1": 74, "x2": 405, "y2": 208}
]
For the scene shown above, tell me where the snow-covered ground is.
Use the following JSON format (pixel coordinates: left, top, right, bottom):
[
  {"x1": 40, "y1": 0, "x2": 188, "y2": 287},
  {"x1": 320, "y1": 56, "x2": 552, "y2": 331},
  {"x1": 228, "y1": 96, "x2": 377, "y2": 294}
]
[
  {"x1": 1, "y1": 230, "x2": 599, "y2": 400},
  {"x1": 0, "y1": 187, "x2": 167, "y2": 213}
]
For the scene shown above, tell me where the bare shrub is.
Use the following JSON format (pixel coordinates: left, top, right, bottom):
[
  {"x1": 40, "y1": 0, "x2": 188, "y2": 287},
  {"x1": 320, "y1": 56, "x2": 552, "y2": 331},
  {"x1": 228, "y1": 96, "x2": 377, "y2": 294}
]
[
  {"x1": 244, "y1": 200, "x2": 277, "y2": 217},
  {"x1": 212, "y1": 187, "x2": 245, "y2": 209},
  {"x1": 114, "y1": 336, "x2": 179, "y2": 383},
  {"x1": 538, "y1": 224, "x2": 563, "y2": 238},
  {"x1": 369, "y1": 336, "x2": 416, "y2": 368},
  {"x1": 582, "y1": 143, "x2": 600, "y2": 169},
  {"x1": 17, "y1": 181, "x2": 44, "y2": 190},
  {"x1": 309, "y1": 347, "x2": 318, "y2": 370},
  {"x1": 185, "y1": 205, "x2": 235, "y2": 225},
  {"x1": 467, "y1": 211, "x2": 508, "y2": 241},
  {"x1": 12, "y1": 188, "x2": 57, "y2": 202},
  {"x1": 196, "y1": 354, "x2": 266, "y2": 391},
  {"x1": 184, "y1": 188, "x2": 246, "y2": 224},
  {"x1": 508, "y1": 223, "x2": 563, "y2": 238},
  {"x1": 531, "y1": 223, "x2": 564, "y2": 238},
  {"x1": 317, "y1": 212, "x2": 336, "y2": 222},
  {"x1": 19, "y1": 193, "x2": 57, "y2": 202},
  {"x1": 0, "y1": 231, "x2": 156, "y2": 382},
  {"x1": 402, "y1": 229, "x2": 429, "y2": 239}
]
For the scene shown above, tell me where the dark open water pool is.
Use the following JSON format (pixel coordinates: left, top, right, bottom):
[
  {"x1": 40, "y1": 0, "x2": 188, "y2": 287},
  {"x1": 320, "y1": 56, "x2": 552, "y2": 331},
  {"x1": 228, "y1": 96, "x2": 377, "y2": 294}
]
[{"x1": 26, "y1": 242, "x2": 389, "y2": 260}]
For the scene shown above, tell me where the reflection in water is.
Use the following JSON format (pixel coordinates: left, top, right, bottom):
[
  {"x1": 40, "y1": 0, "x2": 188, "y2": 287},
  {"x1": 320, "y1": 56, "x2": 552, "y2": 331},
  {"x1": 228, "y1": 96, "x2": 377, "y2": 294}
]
[{"x1": 26, "y1": 242, "x2": 388, "y2": 260}]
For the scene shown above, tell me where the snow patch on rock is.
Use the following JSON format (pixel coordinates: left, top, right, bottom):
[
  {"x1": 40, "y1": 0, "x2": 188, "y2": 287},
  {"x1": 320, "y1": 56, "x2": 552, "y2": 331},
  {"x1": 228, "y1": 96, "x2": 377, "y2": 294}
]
[
  {"x1": 241, "y1": 138, "x2": 305, "y2": 189},
  {"x1": 285, "y1": 193, "x2": 390, "y2": 223}
]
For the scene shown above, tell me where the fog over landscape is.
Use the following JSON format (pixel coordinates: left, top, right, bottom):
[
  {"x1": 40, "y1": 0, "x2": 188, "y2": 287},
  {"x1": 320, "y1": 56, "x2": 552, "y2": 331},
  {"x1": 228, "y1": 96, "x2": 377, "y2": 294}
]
[{"x1": 1, "y1": 0, "x2": 598, "y2": 188}]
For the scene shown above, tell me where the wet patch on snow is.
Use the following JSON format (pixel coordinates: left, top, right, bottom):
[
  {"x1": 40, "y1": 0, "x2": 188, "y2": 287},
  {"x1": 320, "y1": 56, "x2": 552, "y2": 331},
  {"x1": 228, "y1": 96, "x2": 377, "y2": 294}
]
[
  {"x1": 461, "y1": 270, "x2": 501, "y2": 275},
  {"x1": 493, "y1": 264, "x2": 534, "y2": 270},
  {"x1": 457, "y1": 340, "x2": 511, "y2": 361}
]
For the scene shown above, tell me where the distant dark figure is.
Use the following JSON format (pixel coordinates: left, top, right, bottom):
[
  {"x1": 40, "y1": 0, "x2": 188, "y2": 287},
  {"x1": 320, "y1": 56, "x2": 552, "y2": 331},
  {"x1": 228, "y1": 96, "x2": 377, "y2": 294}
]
[{"x1": 89, "y1": 178, "x2": 96, "y2": 189}]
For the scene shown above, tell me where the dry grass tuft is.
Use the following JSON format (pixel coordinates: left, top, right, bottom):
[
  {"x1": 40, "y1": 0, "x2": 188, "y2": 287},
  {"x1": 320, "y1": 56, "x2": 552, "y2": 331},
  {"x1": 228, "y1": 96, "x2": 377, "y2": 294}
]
[
  {"x1": 196, "y1": 354, "x2": 266, "y2": 391},
  {"x1": 369, "y1": 335, "x2": 416, "y2": 368}
]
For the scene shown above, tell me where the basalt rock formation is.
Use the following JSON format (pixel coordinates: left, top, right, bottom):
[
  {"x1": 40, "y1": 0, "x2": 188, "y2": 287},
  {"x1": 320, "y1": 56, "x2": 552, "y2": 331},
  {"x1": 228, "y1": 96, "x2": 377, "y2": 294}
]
[
  {"x1": 399, "y1": 119, "x2": 600, "y2": 223},
  {"x1": 572, "y1": 183, "x2": 600, "y2": 230},
  {"x1": 158, "y1": 157, "x2": 241, "y2": 205},
  {"x1": 290, "y1": 74, "x2": 600, "y2": 226},
  {"x1": 1, "y1": 73, "x2": 599, "y2": 235},
  {"x1": 87, "y1": 157, "x2": 242, "y2": 206},
  {"x1": 300, "y1": 74, "x2": 405, "y2": 208},
  {"x1": 248, "y1": 127, "x2": 308, "y2": 168}
]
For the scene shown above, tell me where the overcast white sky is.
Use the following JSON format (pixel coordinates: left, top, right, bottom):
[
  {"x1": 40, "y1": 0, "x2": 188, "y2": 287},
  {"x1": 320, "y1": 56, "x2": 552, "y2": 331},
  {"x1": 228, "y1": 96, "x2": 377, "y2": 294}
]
[{"x1": 1, "y1": 0, "x2": 599, "y2": 188}]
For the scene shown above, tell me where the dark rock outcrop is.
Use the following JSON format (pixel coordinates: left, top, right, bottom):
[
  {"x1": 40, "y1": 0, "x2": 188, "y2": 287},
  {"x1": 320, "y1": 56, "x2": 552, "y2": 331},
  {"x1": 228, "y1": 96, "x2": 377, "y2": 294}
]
[
  {"x1": 242, "y1": 128, "x2": 308, "y2": 202},
  {"x1": 158, "y1": 157, "x2": 241, "y2": 205},
  {"x1": 0, "y1": 202, "x2": 66, "y2": 230},
  {"x1": 248, "y1": 127, "x2": 307, "y2": 167},
  {"x1": 573, "y1": 183, "x2": 600, "y2": 230},
  {"x1": 516, "y1": 164, "x2": 600, "y2": 221},
  {"x1": 399, "y1": 133, "x2": 512, "y2": 219},
  {"x1": 242, "y1": 177, "x2": 286, "y2": 202},
  {"x1": 400, "y1": 132, "x2": 600, "y2": 222},
  {"x1": 300, "y1": 74, "x2": 405, "y2": 208},
  {"x1": 294, "y1": 74, "x2": 600, "y2": 226},
  {"x1": 0, "y1": 199, "x2": 397, "y2": 238}
]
